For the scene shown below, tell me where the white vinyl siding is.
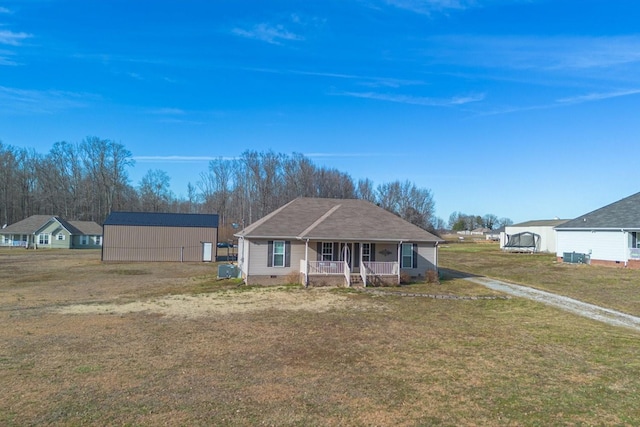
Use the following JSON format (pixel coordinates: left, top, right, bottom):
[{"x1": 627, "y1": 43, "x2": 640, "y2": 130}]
[
  {"x1": 246, "y1": 240, "x2": 305, "y2": 276},
  {"x1": 556, "y1": 230, "x2": 628, "y2": 262}
]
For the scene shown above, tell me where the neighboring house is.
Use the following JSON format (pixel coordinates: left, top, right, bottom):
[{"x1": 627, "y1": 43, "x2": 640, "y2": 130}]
[
  {"x1": 0, "y1": 215, "x2": 103, "y2": 249},
  {"x1": 555, "y1": 192, "x2": 640, "y2": 268},
  {"x1": 500, "y1": 219, "x2": 568, "y2": 253},
  {"x1": 486, "y1": 227, "x2": 503, "y2": 241},
  {"x1": 102, "y1": 212, "x2": 219, "y2": 262},
  {"x1": 235, "y1": 197, "x2": 443, "y2": 286}
]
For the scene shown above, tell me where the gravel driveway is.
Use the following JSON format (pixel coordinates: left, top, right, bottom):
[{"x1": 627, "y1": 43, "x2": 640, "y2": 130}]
[{"x1": 464, "y1": 275, "x2": 640, "y2": 332}]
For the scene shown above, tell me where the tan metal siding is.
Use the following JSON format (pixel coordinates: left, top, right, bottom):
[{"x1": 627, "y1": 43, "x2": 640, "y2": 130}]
[{"x1": 102, "y1": 225, "x2": 217, "y2": 262}]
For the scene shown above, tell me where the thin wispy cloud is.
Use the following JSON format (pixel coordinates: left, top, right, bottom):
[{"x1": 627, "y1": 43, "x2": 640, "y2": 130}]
[
  {"x1": 232, "y1": 23, "x2": 303, "y2": 45},
  {"x1": 338, "y1": 90, "x2": 484, "y2": 106},
  {"x1": 148, "y1": 107, "x2": 187, "y2": 115},
  {"x1": 0, "y1": 7, "x2": 11, "y2": 14},
  {"x1": 0, "y1": 86, "x2": 93, "y2": 114},
  {"x1": 0, "y1": 29, "x2": 32, "y2": 46},
  {"x1": 244, "y1": 67, "x2": 424, "y2": 88},
  {"x1": 0, "y1": 49, "x2": 18, "y2": 66},
  {"x1": 476, "y1": 88, "x2": 640, "y2": 117},
  {"x1": 384, "y1": 0, "x2": 474, "y2": 15},
  {"x1": 556, "y1": 89, "x2": 640, "y2": 104},
  {"x1": 426, "y1": 35, "x2": 640, "y2": 71}
]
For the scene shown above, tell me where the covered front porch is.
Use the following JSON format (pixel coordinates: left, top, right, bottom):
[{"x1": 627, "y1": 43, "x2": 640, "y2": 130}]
[{"x1": 298, "y1": 240, "x2": 404, "y2": 287}]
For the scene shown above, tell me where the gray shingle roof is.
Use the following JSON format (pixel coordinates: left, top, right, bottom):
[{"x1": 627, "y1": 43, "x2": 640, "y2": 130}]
[
  {"x1": 0, "y1": 215, "x2": 103, "y2": 236},
  {"x1": 66, "y1": 220, "x2": 103, "y2": 235},
  {"x1": 237, "y1": 198, "x2": 442, "y2": 242},
  {"x1": 512, "y1": 219, "x2": 569, "y2": 227},
  {"x1": 1, "y1": 215, "x2": 53, "y2": 234},
  {"x1": 104, "y1": 212, "x2": 219, "y2": 228},
  {"x1": 555, "y1": 192, "x2": 640, "y2": 229}
]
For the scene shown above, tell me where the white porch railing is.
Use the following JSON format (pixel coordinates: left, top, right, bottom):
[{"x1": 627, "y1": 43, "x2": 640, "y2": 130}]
[
  {"x1": 0, "y1": 240, "x2": 28, "y2": 248},
  {"x1": 362, "y1": 261, "x2": 398, "y2": 276},
  {"x1": 308, "y1": 260, "x2": 345, "y2": 275}
]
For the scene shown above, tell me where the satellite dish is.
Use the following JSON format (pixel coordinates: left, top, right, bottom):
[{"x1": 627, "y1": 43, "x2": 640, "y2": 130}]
[{"x1": 1, "y1": 224, "x2": 6, "y2": 229}]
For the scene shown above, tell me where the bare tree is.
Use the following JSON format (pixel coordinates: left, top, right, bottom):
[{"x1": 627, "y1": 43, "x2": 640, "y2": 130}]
[
  {"x1": 139, "y1": 169, "x2": 172, "y2": 212},
  {"x1": 356, "y1": 178, "x2": 376, "y2": 203},
  {"x1": 80, "y1": 137, "x2": 133, "y2": 222}
]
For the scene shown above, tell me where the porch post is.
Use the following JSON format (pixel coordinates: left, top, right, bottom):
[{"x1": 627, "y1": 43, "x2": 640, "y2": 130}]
[
  {"x1": 304, "y1": 239, "x2": 309, "y2": 287},
  {"x1": 397, "y1": 241, "x2": 402, "y2": 285}
]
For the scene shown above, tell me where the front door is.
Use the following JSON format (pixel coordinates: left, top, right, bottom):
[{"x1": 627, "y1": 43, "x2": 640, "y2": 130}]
[{"x1": 340, "y1": 243, "x2": 355, "y2": 269}]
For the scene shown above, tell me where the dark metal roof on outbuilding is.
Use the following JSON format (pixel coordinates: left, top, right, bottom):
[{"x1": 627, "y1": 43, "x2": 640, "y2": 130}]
[
  {"x1": 555, "y1": 192, "x2": 640, "y2": 230},
  {"x1": 104, "y1": 212, "x2": 219, "y2": 228}
]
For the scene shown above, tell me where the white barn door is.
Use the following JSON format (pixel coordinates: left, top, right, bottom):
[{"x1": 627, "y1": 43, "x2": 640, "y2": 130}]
[{"x1": 202, "y1": 242, "x2": 213, "y2": 262}]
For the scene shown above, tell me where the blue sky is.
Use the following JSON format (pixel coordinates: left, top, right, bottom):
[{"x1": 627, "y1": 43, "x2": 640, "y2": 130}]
[{"x1": 1, "y1": 0, "x2": 639, "y2": 224}]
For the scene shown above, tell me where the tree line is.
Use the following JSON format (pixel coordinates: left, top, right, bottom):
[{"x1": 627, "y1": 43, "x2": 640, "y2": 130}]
[
  {"x1": 448, "y1": 211, "x2": 513, "y2": 231},
  {"x1": 1, "y1": 137, "x2": 454, "y2": 239}
]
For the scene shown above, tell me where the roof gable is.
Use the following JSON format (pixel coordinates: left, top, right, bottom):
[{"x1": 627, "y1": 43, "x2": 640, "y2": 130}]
[
  {"x1": 237, "y1": 198, "x2": 442, "y2": 242},
  {"x1": 556, "y1": 192, "x2": 640, "y2": 229},
  {"x1": 104, "y1": 212, "x2": 219, "y2": 228},
  {"x1": 1, "y1": 215, "x2": 54, "y2": 234},
  {"x1": 511, "y1": 219, "x2": 569, "y2": 228}
]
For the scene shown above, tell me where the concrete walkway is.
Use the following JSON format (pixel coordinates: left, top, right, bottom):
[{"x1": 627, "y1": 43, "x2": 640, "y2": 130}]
[{"x1": 464, "y1": 275, "x2": 640, "y2": 332}]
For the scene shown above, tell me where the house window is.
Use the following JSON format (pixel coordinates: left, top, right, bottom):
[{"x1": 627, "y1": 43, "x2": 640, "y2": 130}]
[
  {"x1": 362, "y1": 243, "x2": 371, "y2": 262},
  {"x1": 56, "y1": 234, "x2": 65, "y2": 241},
  {"x1": 631, "y1": 232, "x2": 640, "y2": 249},
  {"x1": 95, "y1": 236, "x2": 102, "y2": 246},
  {"x1": 273, "y1": 240, "x2": 285, "y2": 267},
  {"x1": 80, "y1": 235, "x2": 88, "y2": 245},
  {"x1": 401, "y1": 243, "x2": 414, "y2": 269},
  {"x1": 322, "y1": 242, "x2": 333, "y2": 261},
  {"x1": 38, "y1": 234, "x2": 49, "y2": 245}
]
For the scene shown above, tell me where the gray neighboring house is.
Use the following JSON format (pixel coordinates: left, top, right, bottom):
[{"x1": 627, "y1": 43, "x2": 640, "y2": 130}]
[
  {"x1": 500, "y1": 219, "x2": 569, "y2": 253},
  {"x1": 0, "y1": 215, "x2": 103, "y2": 249},
  {"x1": 235, "y1": 197, "x2": 443, "y2": 286},
  {"x1": 555, "y1": 192, "x2": 640, "y2": 268},
  {"x1": 102, "y1": 212, "x2": 219, "y2": 262}
]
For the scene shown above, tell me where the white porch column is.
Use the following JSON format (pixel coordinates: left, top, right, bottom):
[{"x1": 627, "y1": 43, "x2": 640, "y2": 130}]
[
  {"x1": 304, "y1": 239, "x2": 309, "y2": 287},
  {"x1": 397, "y1": 241, "x2": 402, "y2": 285}
]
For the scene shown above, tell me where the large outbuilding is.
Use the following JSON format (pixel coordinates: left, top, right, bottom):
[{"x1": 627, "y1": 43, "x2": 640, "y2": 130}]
[
  {"x1": 102, "y1": 212, "x2": 219, "y2": 262},
  {"x1": 555, "y1": 192, "x2": 640, "y2": 268}
]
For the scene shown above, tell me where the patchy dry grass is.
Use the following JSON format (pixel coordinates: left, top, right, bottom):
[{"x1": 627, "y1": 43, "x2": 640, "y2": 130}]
[
  {"x1": 439, "y1": 242, "x2": 640, "y2": 316},
  {"x1": 2, "y1": 248, "x2": 640, "y2": 425}
]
